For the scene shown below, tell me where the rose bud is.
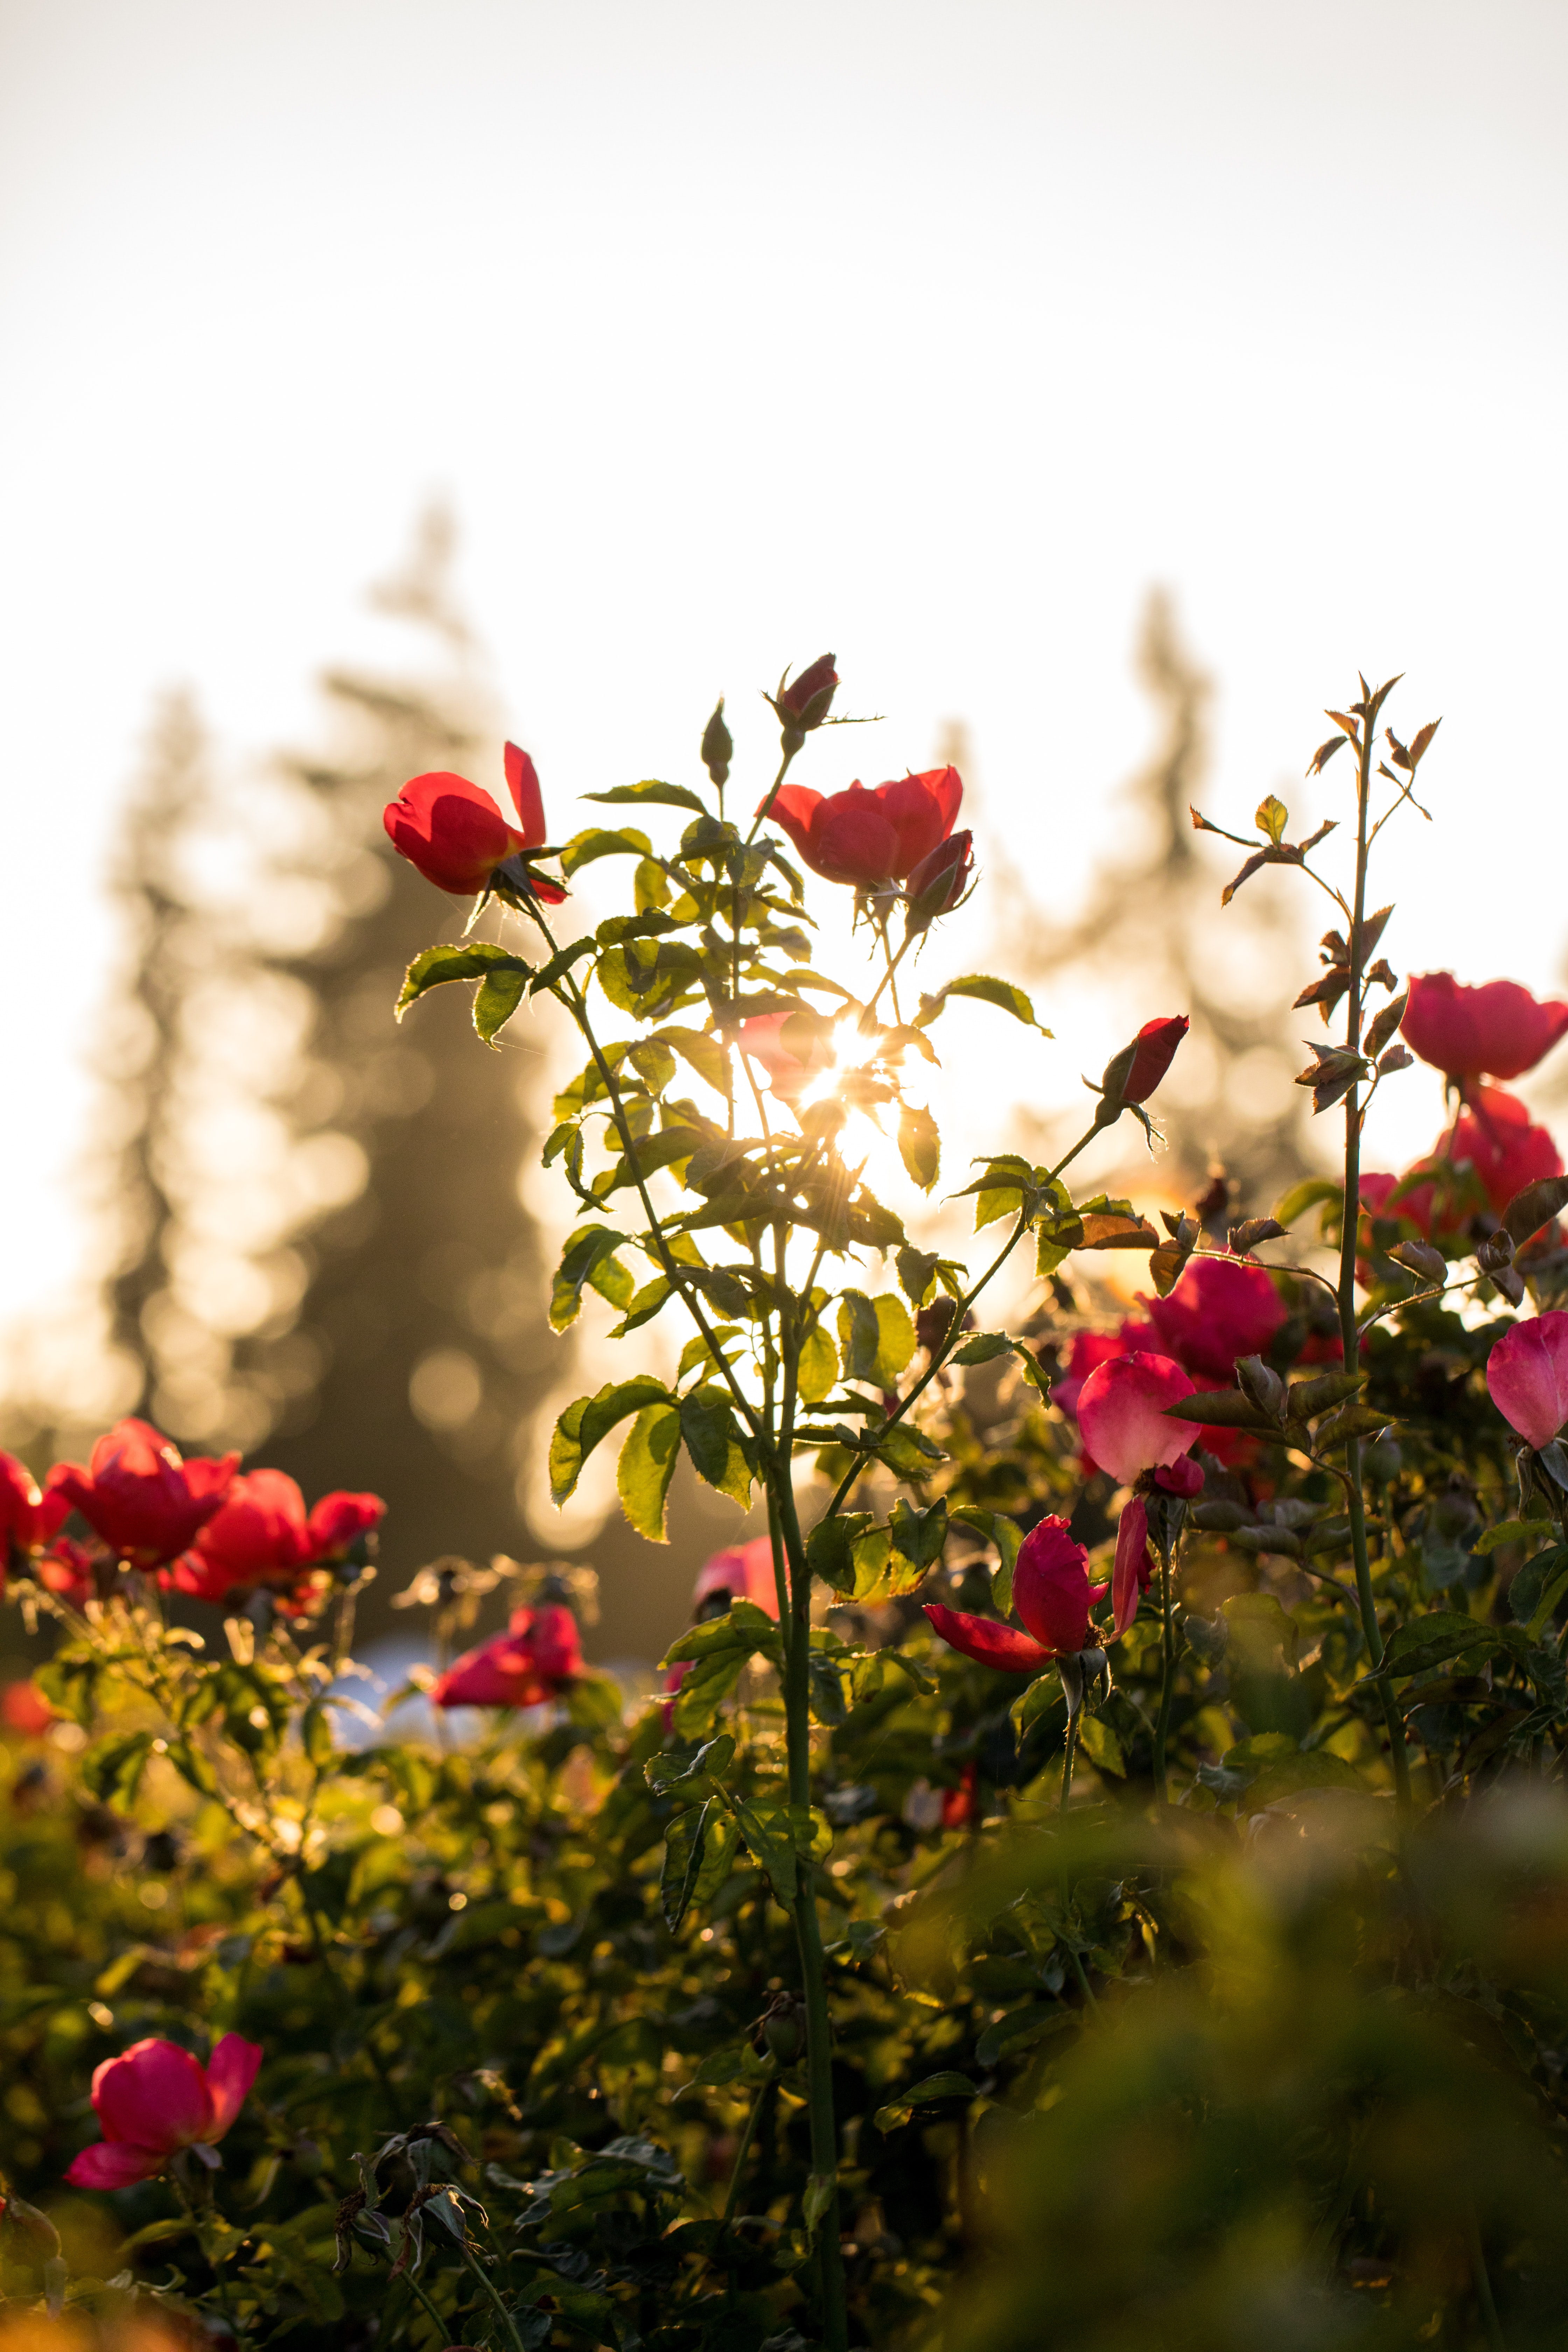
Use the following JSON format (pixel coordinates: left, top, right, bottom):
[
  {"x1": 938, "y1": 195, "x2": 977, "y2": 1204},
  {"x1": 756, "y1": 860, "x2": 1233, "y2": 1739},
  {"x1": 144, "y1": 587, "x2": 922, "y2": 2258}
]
[
  {"x1": 1486, "y1": 1311, "x2": 1568, "y2": 1450},
  {"x1": 65, "y1": 2034, "x2": 263, "y2": 2189},
  {"x1": 904, "y1": 830, "x2": 975, "y2": 933},
  {"x1": 383, "y1": 742, "x2": 566, "y2": 903},
  {"x1": 772, "y1": 653, "x2": 839, "y2": 748},
  {"x1": 1402, "y1": 972, "x2": 1568, "y2": 1083},
  {"x1": 1098, "y1": 1016, "x2": 1190, "y2": 1115},
  {"x1": 700, "y1": 698, "x2": 733, "y2": 787}
]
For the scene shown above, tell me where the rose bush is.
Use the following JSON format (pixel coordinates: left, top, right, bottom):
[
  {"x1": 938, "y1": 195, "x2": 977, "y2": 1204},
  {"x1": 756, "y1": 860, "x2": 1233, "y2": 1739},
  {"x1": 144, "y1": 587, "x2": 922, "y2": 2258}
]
[{"x1": 4, "y1": 663, "x2": 1568, "y2": 2348}]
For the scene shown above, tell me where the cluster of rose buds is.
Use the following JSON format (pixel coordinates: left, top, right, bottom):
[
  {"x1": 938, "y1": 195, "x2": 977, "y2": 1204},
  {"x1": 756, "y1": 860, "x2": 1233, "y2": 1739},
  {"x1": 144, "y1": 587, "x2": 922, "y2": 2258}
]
[{"x1": 0, "y1": 1419, "x2": 382, "y2": 1620}]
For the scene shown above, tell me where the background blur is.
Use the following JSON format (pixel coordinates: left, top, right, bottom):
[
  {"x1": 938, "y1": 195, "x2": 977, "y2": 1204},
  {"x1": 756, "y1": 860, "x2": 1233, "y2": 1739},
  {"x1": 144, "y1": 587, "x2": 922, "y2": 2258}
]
[{"x1": 3, "y1": 0, "x2": 1565, "y2": 1659}]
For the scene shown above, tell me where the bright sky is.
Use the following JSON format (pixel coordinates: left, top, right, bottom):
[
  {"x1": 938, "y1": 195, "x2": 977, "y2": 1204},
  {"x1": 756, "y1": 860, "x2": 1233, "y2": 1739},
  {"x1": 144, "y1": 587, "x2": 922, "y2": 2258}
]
[{"x1": 4, "y1": 0, "x2": 1567, "y2": 1339}]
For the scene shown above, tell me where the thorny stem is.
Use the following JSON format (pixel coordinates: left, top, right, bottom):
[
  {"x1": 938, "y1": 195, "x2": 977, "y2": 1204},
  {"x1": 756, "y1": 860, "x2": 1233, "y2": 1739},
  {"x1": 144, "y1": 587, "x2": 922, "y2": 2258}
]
[
  {"x1": 1338, "y1": 702, "x2": 1414, "y2": 1815},
  {"x1": 1467, "y1": 2205, "x2": 1506, "y2": 2352}
]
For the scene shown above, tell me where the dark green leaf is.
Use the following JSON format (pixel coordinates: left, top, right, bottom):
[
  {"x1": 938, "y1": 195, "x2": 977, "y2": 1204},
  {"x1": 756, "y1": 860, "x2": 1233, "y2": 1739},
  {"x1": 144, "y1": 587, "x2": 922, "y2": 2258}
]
[
  {"x1": 396, "y1": 941, "x2": 531, "y2": 1021},
  {"x1": 617, "y1": 1404, "x2": 682, "y2": 1541}
]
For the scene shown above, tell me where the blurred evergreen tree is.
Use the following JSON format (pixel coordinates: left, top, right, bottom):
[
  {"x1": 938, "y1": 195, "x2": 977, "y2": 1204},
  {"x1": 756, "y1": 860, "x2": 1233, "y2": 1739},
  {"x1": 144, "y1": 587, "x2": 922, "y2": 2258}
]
[
  {"x1": 88, "y1": 513, "x2": 566, "y2": 1602},
  {"x1": 1013, "y1": 589, "x2": 1316, "y2": 1210}
]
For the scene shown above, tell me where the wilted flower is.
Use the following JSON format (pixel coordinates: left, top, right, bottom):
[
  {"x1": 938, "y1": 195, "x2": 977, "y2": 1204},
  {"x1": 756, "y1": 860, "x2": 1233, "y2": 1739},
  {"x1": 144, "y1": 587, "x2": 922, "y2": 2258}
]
[
  {"x1": 51, "y1": 1421, "x2": 238, "y2": 1572},
  {"x1": 384, "y1": 741, "x2": 566, "y2": 901},
  {"x1": 65, "y1": 2033, "x2": 262, "y2": 2189},
  {"x1": 763, "y1": 768, "x2": 962, "y2": 889},
  {"x1": 1486, "y1": 1312, "x2": 1568, "y2": 1450},
  {"x1": 923, "y1": 1516, "x2": 1105, "y2": 1673},
  {"x1": 432, "y1": 1603, "x2": 583, "y2": 1709},
  {"x1": 1402, "y1": 972, "x2": 1568, "y2": 1083}
]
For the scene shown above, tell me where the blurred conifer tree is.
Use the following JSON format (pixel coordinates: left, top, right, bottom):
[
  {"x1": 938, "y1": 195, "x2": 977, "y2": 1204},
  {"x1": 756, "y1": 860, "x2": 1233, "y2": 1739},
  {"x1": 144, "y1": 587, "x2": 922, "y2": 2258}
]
[{"x1": 1012, "y1": 589, "x2": 1315, "y2": 1209}]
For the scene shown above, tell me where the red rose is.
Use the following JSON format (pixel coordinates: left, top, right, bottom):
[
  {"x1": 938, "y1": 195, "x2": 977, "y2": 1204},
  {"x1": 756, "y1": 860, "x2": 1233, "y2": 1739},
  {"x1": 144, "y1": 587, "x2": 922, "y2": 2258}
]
[
  {"x1": 1487, "y1": 1311, "x2": 1568, "y2": 1449},
  {"x1": 383, "y1": 741, "x2": 566, "y2": 901},
  {"x1": 763, "y1": 767, "x2": 962, "y2": 889},
  {"x1": 0, "y1": 1450, "x2": 70, "y2": 1572},
  {"x1": 432, "y1": 1603, "x2": 583, "y2": 1709},
  {"x1": 1450, "y1": 1087, "x2": 1562, "y2": 1218},
  {"x1": 924, "y1": 1515, "x2": 1106, "y2": 1673},
  {"x1": 1402, "y1": 972, "x2": 1568, "y2": 1083},
  {"x1": 1140, "y1": 1257, "x2": 1286, "y2": 1384},
  {"x1": 51, "y1": 1421, "x2": 238, "y2": 1571},
  {"x1": 65, "y1": 2034, "x2": 262, "y2": 2190},
  {"x1": 692, "y1": 1536, "x2": 780, "y2": 1618},
  {"x1": 168, "y1": 1470, "x2": 386, "y2": 1606}
]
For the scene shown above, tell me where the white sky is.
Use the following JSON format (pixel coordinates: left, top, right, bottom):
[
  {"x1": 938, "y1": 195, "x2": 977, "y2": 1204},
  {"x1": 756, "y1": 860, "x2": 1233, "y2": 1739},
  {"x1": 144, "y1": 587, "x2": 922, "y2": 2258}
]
[{"x1": 3, "y1": 0, "x2": 1567, "y2": 1337}]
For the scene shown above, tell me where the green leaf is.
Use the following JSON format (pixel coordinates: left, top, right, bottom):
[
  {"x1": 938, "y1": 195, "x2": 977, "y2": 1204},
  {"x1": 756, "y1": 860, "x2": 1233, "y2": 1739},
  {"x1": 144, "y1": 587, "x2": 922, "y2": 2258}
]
[
  {"x1": 1379, "y1": 1609, "x2": 1504, "y2": 1681},
  {"x1": 396, "y1": 941, "x2": 531, "y2": 1020},
  {"x1": 1274, "y1": 1176, "x2": 1344, "y2": 1233},
  {"x1": 627, "y1": 1037, "x2": 677, "y2": 1095},
  {"x1": 689, "y1": 1807, "x2": 739, "y2": 1908},
  {"x1": 1508, "y1": 1545, "x2": 1568, "y2": 1632},
  {"x1": 889, "y1": 1496, "x2": 949, "y2": 1575},
  {"x1": 897, "y1": 1102, "x2": 941, "y2": 1191},
  {"x1": 679, "y1": 1392, "x2": 754, "y2": 1509},
  {"x1": 797, "y1": 1325, "x2": 838, "y2": 1404},
  {"x1": 1475, "y1": 1517, "x2": 1550, "y2": 1558},
  {"x1": 1255, "y1": 793, "x2": 1289, "y2": 844},
  {"x1": 550, "y1": 1377, "x2": 674, "y2": 1504},
  {"x1": 528, "y1": 934, "x2": 597, "y2": 997},
  {"x1": 645, "y1": 1731, "x2": 736, "y2": 1803},
  {"x1": 656, "y1": 1026, "x2": 730, "y2": 1095},
  {"x1": 662, "y1": 1801, "x2": 710, "y2": 1931},
  {"x1": 80, "y1": 1730, "x2": 154, "y2": 1809},
  {"x1": 872, "y1": 1422, "x2": 945, "y2": 1481},
  {"x1": 559, "y1": 825, "x2": 654, "y2": 878},
  {"x1": 953, "y1": 1331, "x2": 1014, "y2": 1366},
  {"x1": 905, "y1": 2071, "x2": 978, "y2": 2104},
  {"x1": 584, "y1": 778, "x2": 709, "y2": 814},
  {"x1": 549, "y1": 1225, "x2": 634, "y2": 1332},
  {"x1": 975, "y1": 2005, "x2": 1072, "y2": 2068},
  {"x1": 896, "y1": 1245, "x2": 940, "y2": 1306},
  {"x1": 735, "y1": 1799, "x2": 798, "y2": 1904},
  {"x1": 618, "y1": 1404, "x2": 683, "y2": 1541},
  {"x1": 919, "y1": 975, "x2": 1048, "y2": 1031},
  {"x1": 949, "y1": 1506, "x2": 1024, "y2": 1614},
  {"x1": 474, "y1": 962, "x2": 531, "y2": 1044},
  {"x1": 837, "y1": 1291, "x2": 916, "y2": 1386},
  {"x1": 1077, "y1": 1714, "x2": 1126, "y2": 1777}
]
